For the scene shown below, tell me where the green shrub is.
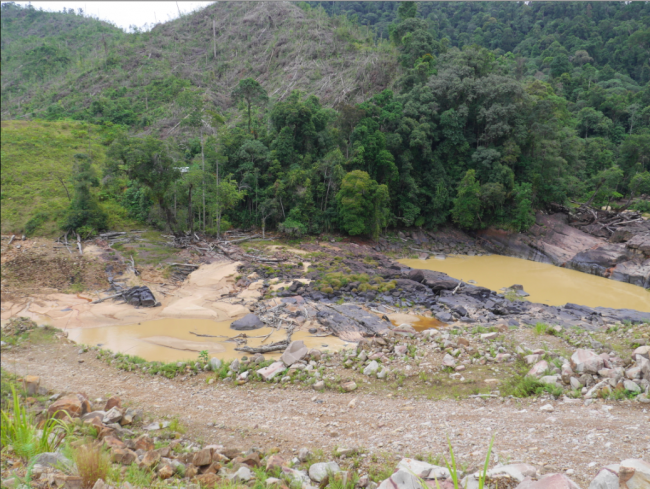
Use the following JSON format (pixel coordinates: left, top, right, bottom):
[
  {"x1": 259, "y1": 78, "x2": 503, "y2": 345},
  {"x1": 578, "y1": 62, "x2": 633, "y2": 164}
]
[{"x1": 1, "y1": 386, "x2": 65, "y2": 460}]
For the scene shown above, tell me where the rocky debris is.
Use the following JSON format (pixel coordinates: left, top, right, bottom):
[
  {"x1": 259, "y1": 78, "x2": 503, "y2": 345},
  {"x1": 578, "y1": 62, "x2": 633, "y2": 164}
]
[
  {"x1": 2, "y1": 316, "x2": 37, "y2": 336},
  {"x1": 230, "y1": 313, "x2": 265, "y2": 331},
  {"x1": 524, "y1": 345, "x2": 650, "y2": 401}
]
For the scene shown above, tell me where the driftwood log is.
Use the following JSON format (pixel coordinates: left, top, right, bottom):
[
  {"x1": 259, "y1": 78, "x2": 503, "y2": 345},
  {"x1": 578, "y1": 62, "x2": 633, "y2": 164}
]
[{"x1": 234, "y1": 340, "x2": 289, "y2": 354}]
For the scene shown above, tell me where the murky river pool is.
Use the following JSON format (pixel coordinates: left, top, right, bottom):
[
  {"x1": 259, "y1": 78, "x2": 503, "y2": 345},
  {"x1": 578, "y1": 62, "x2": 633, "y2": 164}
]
[
  {"x1": 67, "y1": 318, "x2": 352, "y2": 362},
  {"x1": 399, "y1": 255, "x2": 650, "y2": 311}
]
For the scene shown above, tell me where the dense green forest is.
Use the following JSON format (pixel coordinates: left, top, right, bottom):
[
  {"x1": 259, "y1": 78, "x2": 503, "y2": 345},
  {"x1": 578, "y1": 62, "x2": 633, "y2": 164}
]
[{"x1": 1, "y1": 1, "x2": 649, "y2": 238}]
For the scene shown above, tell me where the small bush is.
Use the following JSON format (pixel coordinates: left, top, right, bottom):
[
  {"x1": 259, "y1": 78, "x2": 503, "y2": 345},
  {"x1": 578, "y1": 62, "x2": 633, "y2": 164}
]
[{"x1": 74, "y1": 445, "x2": 110, "y2": 489}]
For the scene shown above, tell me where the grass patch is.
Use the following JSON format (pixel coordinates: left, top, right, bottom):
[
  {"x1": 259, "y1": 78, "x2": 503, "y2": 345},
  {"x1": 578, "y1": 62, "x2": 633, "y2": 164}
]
[{"x1": 501, "y1": 371, "x2": 563, "y2": 398}]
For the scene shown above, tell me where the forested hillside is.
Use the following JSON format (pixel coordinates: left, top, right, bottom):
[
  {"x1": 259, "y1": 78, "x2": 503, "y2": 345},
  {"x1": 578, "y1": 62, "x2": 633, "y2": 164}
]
[
  {"x1": 311, "y1": 2, "x2": 650, "y2": 84},
  {"x1": 1, "y1": 1, "x2": 649, "y2": 239}
]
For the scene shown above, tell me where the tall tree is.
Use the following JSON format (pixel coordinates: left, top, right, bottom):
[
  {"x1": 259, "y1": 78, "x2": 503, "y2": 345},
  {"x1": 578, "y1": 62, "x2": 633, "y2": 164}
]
[
  {"x1": 231, "y1": 78, "x2": 268, "y2": 134},
  {"x1": 107, "y1": 136, "x2": 181, "y2": 232},
  {"x1": 61, "y1": 153, "x2": 108, "y2": 235}
]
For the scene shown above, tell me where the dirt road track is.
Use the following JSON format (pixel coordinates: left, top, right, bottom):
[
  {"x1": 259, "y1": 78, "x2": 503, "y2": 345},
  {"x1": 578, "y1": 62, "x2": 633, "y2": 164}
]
[{"x1": 2, "y1": 341, "x2": 649, "y2": 486}]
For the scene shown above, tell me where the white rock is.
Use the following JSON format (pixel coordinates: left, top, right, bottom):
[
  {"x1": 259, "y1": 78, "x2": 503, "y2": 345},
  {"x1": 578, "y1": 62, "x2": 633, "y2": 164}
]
[
  {"x1": 363, "y1": 361, "x2": 379, "y2": 376},
  {"x1": 485, "y1": 464, "x2": 537, "y2": 482},
  {"x1": 281, "y1": 341, "x2": 309, "y2": 366},
  {"x1": 570, "y1": 377, "x2": 582, "y2": 390},
  {"x1": 528, "y1": 360, "x2": 549, "y2": 377},
  {"x1": 102, "y1": 406, "x2": 122, "y2": 424},
  {"x1": 228, "y1": 466, "x2": 253, "y2": 482},
  {"x1": 539, "y1": 375, "x2": 559, "y2": 386},
  {"x1": 588, "y1": 465, "x2": 619, "y2": 489},
  {"x1": 571, "y1": 349, "x2": 604, "y2": 374},
  {"x1": 539, "y1": 404, "x2": 554, "y2": 413},
  {"x1": 481, "y1": 332, "x2": 498, "y2": 341},
  {"x1": 258, "y1": 361, "x2": 286, "y2": 381},
  {"x1": 623, "y1": 380, "x2": 641, "y2": 393},
  {"x1": 632, "y1": 346, "x2": 650, "y2": 359},
  {"x1": 442, "y1": 354, "x2": 456, "y2": 367},
  {"x1": 396, "y1": 459, "x2": 450, "y2": 479},
  {"x1": 308, "y1": 462, "x2": 340, "y2": 482},
  {"x1": 377, "y1": 469, "x2": 425, "y2": 489}
]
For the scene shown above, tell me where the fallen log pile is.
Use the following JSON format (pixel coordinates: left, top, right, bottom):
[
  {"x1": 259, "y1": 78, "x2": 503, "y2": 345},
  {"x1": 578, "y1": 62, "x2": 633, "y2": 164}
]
[{"x1": 555, "y1": 203, "x2": 649, "y2": 240}]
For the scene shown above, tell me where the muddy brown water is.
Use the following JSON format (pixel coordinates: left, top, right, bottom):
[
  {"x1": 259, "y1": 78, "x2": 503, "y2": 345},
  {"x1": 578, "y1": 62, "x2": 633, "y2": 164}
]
[
  {"x1": 67, "y1": 318, "x2": 352, "y2": 362},
  {"x1": 400, "y1": 255, "x2": 650, "y2": 311}
]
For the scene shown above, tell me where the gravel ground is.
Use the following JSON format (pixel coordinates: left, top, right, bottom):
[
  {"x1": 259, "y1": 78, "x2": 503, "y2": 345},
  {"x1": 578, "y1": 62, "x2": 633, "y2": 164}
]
[{"x1": 2, "y1": 339, "x2": 649, "y2": 487}]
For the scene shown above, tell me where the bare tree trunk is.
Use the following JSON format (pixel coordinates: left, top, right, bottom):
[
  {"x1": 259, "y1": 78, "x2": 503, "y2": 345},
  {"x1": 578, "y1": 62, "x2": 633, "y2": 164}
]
[
  {"x1": 188, "y1": 183, "x2": 194, "y2": 234},
  {"x1": 55, "y1": 175, "x2": 71, "y2": 201},
  {"x1": 201, "y1": 129, "x2": 205, "y2": 232},
  {"x1": 216, "y1": 127, "x2": 221, "y2": 240},
  {"x1": 213, "y1": 19, "x2": 217, "y2": 59}
]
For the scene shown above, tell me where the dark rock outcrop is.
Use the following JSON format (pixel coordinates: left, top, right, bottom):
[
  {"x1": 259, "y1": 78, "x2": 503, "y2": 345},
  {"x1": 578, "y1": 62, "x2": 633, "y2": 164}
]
[
  {"x1": 230, "y1": 314, "x2": 265, "y2": 331},
  {"x1": 477, "y1": 212, "x2": 650, "y2": 288},
  {"x1": 123, "y1": 286, "x2": 158, "y2": 307}
]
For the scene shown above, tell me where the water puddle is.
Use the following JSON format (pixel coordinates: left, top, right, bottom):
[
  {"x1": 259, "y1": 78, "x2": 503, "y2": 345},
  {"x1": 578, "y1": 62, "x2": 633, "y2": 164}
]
[
  {"x1": 67, "y1": 318, "x2": 351, "y2": 362},
  {"x1": 400, "y1": 255, "x2": 650, "y2": 311},
  {"x1": 388, "y1": 312, "x2": 446, "y2": 331},
  {"x1": 411, "y1": 316, "x2": 446, "y2": 331}
]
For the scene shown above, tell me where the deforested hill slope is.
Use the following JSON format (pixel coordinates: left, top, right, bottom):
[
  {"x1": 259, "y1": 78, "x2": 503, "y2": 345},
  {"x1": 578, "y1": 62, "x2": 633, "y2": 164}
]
[
  {"x1": 1, "y1": 2, "x2": 400, "y2": 137},
  {"x1": 1, "y1": 2, "x2": 126, "y2": 105}
]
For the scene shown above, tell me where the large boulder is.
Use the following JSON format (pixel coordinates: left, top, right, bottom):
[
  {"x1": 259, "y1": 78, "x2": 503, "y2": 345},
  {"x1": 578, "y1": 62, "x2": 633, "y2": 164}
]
[
  {"x1": 230, "y1": 314, "x2": 264, "y2": 331},
  {"x1": 281, "y1": 340, "x2": 309, "y2": 366},
  {"x1": 570, "y1": 349, "x2": 604, "y2": 374},
  {"x1": 619, "y1": 459, "x2": 650, "y2": 489}
]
